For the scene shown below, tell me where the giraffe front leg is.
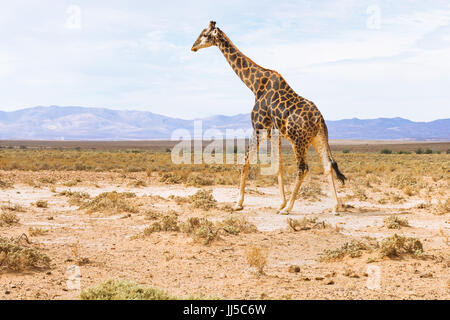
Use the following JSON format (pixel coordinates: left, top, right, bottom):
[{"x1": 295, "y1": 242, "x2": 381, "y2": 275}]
[
  {"x1": 234, "y1": 161, "x2": 249, "y2": 211},
  {"x1": 233, "y1": 133, "x2": 259, "y2": 211}
]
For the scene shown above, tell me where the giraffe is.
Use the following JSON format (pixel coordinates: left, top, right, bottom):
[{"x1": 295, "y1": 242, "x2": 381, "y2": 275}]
[{"x1": 192, "y1": 21, "x2": 347, "y2": 214}]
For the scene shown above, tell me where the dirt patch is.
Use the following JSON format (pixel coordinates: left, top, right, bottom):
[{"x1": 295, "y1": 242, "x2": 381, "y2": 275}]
[{"x1": 0, "y1": 164, "x2": 448, "y2": 299}]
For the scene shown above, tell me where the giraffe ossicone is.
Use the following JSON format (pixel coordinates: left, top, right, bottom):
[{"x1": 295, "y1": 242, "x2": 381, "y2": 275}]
[{"x1": 192, "y1": 21, "x2": 347, "y2": 214}]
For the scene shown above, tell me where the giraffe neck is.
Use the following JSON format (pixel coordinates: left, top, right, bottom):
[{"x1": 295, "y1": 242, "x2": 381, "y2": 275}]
[{"x1": 216, "y1": 30, "x2": 268, "y2": 95}]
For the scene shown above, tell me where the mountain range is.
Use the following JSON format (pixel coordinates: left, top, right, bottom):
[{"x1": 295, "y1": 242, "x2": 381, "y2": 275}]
[{"x1": 0, "y1": 106, "x2": 448, "y2": 140}]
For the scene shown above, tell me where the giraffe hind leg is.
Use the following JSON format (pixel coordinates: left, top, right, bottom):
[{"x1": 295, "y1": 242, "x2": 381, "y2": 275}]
[
  {"x1": 277, "y1": 143, "x2": 309, "y2": 215},
  {"x1": 273, "y1": 132, "x2": 286, "y2": 210},
  {"x1": 311, "y1": 135, "x2": 345, "y2": 214}
]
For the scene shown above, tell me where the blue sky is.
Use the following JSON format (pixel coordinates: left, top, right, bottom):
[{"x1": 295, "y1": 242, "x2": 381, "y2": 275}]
[{"x1": 0, "y1": 0, "x2": 449, "y2": 121}]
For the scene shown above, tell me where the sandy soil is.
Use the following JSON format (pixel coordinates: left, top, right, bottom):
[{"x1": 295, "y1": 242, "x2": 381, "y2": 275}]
[{"x1": 0, "y1": 171, "x2": 449, "y2": 300}]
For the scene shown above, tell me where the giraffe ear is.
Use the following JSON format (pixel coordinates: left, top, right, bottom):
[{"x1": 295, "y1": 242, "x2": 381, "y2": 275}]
[{"x1": 209, "y1": 21, "x2": 216, "y2": 29}]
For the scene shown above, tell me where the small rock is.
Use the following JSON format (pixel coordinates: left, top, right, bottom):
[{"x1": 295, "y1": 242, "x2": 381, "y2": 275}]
[
  {"x1": 301, "y1": 277, "x2": 310, "y2": 281},
  {"x1": 288, "y1": 265, "x2": 301, "y2": 273},
  {"x1": 46, "y1": 271, "x2": 52, "y2": 275},
  {"x1": 77, "y1": 257, "x2": 90, "y2": 266},
  {"x1": 315, "y1": 276, "x2": 324, "y2": 281},
  {"x1": 11, "y1": 285, "x2": 16, "y2": 289},
  {"x1": 325, "y1": 280, "x2": 335, "y2": 285},
  {"x1": 420, "y1": 273, "x2": 433, "y2": 278},
  {"x1": 5, "y1": 290, "x2": 10, "y2": 294}
]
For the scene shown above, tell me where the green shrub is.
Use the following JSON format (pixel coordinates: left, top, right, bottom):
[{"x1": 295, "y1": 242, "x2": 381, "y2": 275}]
[
  {"x1": 189, "y1": 189, "x2": 217, "y2": 210},
  {"x1": 0, "y1": 236, "x2": 51, "y2": 271},
  {"x1": 218, "y1": 216, "x2": 257, "y2": 235},
  {"x1": 80, "y1": 191, "x2": 137, "y2": 214},
  {"x1": 0, "y1": 211, "x2": 20, "y2": 226},
  {"x1": 80, "y1": 279, "x2": 176, "y2": 300},
  {"x1": 383, "y1": 215, "x2": 409, "y2": 229},
  {"x1": 379, "y1": 234, "x2": 423, "y2": 258}
]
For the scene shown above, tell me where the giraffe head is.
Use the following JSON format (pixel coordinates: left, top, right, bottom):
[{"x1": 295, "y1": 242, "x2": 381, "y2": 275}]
[{"x1": 191, "y1": 21, "x2": 219, "y2": 52}]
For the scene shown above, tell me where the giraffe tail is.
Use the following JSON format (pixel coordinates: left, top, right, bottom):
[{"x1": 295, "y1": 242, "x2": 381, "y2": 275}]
[
  {"x1": 320, "y1": 119, "x2": 347, "y2": 185},
  {"x1": 331, "y1": 160, "x2": 347, "y2": 185}
]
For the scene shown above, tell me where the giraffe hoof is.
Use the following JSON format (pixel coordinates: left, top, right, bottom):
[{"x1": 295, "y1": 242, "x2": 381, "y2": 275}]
[
  {"x1": 233, "y1": 204, "x2": 244, "y2": 211},
  {"x1": 277, "y1": 208, "x2": 290, "y2": 215},
  {"x1": 332, "y1": 204, "x2": 345, "y2": 214},
  {"x1": 278, "y1": 202, "x2": 287, "y2": 211}
]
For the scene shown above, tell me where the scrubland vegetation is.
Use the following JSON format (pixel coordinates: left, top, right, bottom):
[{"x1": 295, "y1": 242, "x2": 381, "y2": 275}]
[{"x1": 0, "y1": 143, "x2": 448, "y2": 299}]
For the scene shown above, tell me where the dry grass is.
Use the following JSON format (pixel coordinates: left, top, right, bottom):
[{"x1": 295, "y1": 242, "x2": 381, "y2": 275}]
[
  {"x1": 432, "y1": 199, "x2": 450, "y2": 215},
  {"x1": 180, "y1": 217, "x2": 219, "y2": 245},
  {"x1": 383, "y1": 215, "x2": 410, "y2": 229},
  {"x1": 1, "y1": 202, "x2": 26, "y2": 212},
  {"x1": 128, "y1": 179, "x2": 147, "y2": 187},
  {"x1": 390, "y1": 174, "x2": 419, "y2": 189},
  {"x1": 319, "y1": 234, "x2": 424, "y2": 262},
  {"x1": 80, "y1": 279, "x2": 214, "y2": 300},
  {"x1": 142, "y1": 208, "x2": 162, "y2": 220},
  {"x1": 80, "y1": 191, "x2": 138, "y2": 214},
  {"x1": 0, "y1": 235, "x2": 51, "y2": 271},
  {"x1": 0, "y1": 211, "x2": 20, "y2": 226},
  {"x1": 296, "y1": 181, "x2": 325, "y2": 201},
  {"x1": 319, "y1": 239, "x2": 377, "y2": 262},
  {"x1": 59, "y1": 190, "x2": 91, "y2": 205},
  {"x1": 80, "y1": 279, "x2": 176, "y2": 300},
  {"x1": 188, "y1": 189, "x2": 217, "y2": 210},
  {"x1": 63, "y1": 179, "x2": 81, "y2": 187},
  {"x1": 379, "y1": 234, "x2": 424, "y2": 258},
  {"x1": 287, "y1": 217, "x2": 329, "y2": 231},
  {"x1": 142, "y1": 213, "x2": 221, "y2": 245},
  {"x1": 186, "y1": 173, "x2": 214, "y2": 187},
  {"x1": 0, "y1": 178, "x2": 13, "y2": 189},
  {"x1": 34, "y1": 200, "x2": 48, "y2": 208},
  {"x1": 28, "y1": 227, "x2": 49, "y2": 237},
  {"x1": 245, "y1": 246, "x2": 268, "y2": 275},
  {"x1": 143, "y1": 212, "x2": 180, "y2": 235},
  {"x1": 218, "y1": 216, "x2": 257, "y2": 235},
  {"x1": 159, "y1": 172, "x2": 185, "y2": 184},
  {"x1": 0, "y1": 149, "x2": 448, "y2": 205}
]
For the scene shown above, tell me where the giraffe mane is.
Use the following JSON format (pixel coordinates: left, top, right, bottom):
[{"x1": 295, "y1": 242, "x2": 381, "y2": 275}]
[{"x1": 217, "y1": 28, "x2": 273, "y2": 73}]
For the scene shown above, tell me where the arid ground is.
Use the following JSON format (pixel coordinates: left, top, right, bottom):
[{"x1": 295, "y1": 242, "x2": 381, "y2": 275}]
[{"x1": 0, "y1": 140, "x2": 449, "y2": 300}]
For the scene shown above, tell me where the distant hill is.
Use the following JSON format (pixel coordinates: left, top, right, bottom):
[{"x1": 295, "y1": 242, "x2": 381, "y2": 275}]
[{"x1": 0, "y1": 106, "x2": 448, "y2": 140}]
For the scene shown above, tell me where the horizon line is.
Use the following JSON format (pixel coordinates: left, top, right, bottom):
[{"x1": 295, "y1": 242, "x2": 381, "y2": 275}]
[{"x1": 1, "y1": 105, "x2": 448, "y2": 123}]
